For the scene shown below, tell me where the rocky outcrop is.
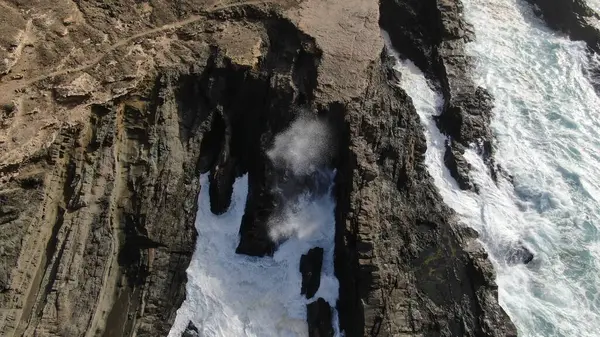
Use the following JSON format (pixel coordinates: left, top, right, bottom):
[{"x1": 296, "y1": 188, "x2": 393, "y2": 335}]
[
  {"x1": 0, "y1": 0, "x2": 516, "y2": 336},
  {"x1": 333, "y1": 49, "x2": 516, "y2": 336},
  {"x1": 182, "y1": 321, "x2": 200, "y2": 337},
  {"x1": 380, "y1": 0, "x2": 497, "y2": 190},
  {"x1": 444, "y1": 141, "x2": 474, "y2": 190},
  {"x1": 301, "y1": 247, "x2": 324, "y2": 299},
  {"x1": 527, "y1": 0, "x2": 600, "y2": 53}
]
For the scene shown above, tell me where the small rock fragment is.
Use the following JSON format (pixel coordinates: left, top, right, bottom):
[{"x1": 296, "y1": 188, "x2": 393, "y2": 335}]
[
  {"x1": 506, "y1": 243, "x2": 534, "y2": 265},
  {"x1": 182, "y1": 321, "x2": 199, "y2": 337}
]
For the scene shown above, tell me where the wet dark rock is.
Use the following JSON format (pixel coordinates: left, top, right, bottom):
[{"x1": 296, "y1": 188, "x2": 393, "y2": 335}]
[
  {"x1": 436, "y1": 87, "x2": 495, "y2": 150},
  {"x1": 300, "y1": 247, "x2": 324, "y2": 299},
  {"x1": 444, "y1": 140, "x2": 473, "y2": 190},
  {"x1": 207, "y1": 111, "x2": 238, "y2": 215},
  {"x1": 182, "y1": 321, "x2": 199, "y2": 337},
  {"x1": 380, "y1": 0, "x2": 498, "y2": 186},
  {"x1": 506, "y1": 243, "x2": 535, "y2": 265},
  {"x1": 307, "y1": 298, "x2": 334, "y2": 337},
  {"x1": 208, "y1": 157, "x2": 237, "y2": 215},
  {"x1": 526, "y1": 0, "x2": 600, "y2": 53}
]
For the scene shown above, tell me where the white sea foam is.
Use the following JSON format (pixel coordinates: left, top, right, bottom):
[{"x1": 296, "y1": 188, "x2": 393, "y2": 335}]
[
  {"x1": 392, "y1": 0, "x2": 600, "y2": 335},
  {"x1": 268, "y1": 117, "x2": 334, "y2": 176},
  {"x1": 585, "y1": 0, "x2": 600, "y2": 15},
  {"x1": 169, "y1": 173, "x2": 340, "y2": 337},
  {"x1": 169, "y1": 116, "x2": 340, "y2": 337}
]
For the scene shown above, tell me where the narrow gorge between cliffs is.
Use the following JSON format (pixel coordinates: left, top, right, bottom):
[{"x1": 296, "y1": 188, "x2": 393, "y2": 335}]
[
  {"x1": 169, "y1": 116, "x2": 341, "y2": 337},
  {"x1": 3, "y1": 0, "x2": 600, "y2": 336}
]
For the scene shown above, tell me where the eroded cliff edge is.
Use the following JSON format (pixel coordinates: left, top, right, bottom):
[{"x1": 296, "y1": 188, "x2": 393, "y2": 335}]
[{"x1": 0, "y1": 0, "x2": 516, "y2": 336}]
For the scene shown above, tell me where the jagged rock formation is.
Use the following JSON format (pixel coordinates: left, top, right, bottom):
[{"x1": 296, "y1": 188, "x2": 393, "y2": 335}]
[
  {"x1": 300, "y1": 247, "x2": 324, "y2": 299},
  {"x1": 526, "y1": 0, "x2": 600, "y2": 94},
  {"x1": 307, "y1": 298, "x2": 334, "y2": 337},
  {"x1": 0, "y1": 0, "x2": 516, "y2": 336},
  {"x1": 444, "y1": 141, "x2": 473, "y2": 190},
  {"x1": 333, "y1": 51, "x2": 515, "y2": 337},
  {"x1": 380, "y1": 0, "x2": 497, "y2": 189},
  {"x1": 527, "y1": 0, "x2": 600, "y2": 53}
]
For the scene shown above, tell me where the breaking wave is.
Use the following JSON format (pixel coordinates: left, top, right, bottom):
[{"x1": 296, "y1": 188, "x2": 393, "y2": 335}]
[
  {"x1": 393, "y1": 0, "x2": 600, "y2": 334},
  {"x1": 169, "y1": 117, "x2": 340, "y2": 337}
]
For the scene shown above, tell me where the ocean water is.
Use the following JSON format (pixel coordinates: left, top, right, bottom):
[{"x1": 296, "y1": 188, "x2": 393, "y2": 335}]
[
  {"x1": 169, "y1": 173, "x2": 340, "y2": 337},
  {"x1": 168, "y1": 110, "x2": 342, "y2": 337},
  {"x1": 167, "y1": 0, "x2": 600, "y2": 335},
  {"x1": 393, "y1": 0, "x2": 600, "y2": 336}
]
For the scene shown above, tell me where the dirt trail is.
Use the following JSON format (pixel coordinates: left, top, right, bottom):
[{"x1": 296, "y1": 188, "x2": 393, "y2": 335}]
[{"x1": 0, "y1": 0, "x2": 272, "y2": 93}]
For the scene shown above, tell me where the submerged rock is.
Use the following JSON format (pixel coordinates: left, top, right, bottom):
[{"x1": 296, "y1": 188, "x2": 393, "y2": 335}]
[{"x1": 506, "y1": 243, "x2": 535, "y2": 265}]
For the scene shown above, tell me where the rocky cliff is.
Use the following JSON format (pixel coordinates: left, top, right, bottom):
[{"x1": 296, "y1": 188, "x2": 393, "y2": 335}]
[
  {"x1": 0, "y1": 0, "x2": 516, "y2": 336},
  {"x1": 526, "y1": 0, "x2": 600, "y2": 93},
  {"x1": 527, "y1": 0, "x2": 600, "y2": 53}
]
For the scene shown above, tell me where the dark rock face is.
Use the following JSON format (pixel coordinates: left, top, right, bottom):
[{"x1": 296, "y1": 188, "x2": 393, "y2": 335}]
[
  {"x1": 182, "y1": 321, "x2": 199, "y2": 337},
  {"x1": 526, "y1": 0, "x2": 600, "y2": 53},
  {"x1": 444, "y1": 141, "x2": 473, "y2": 190},
  {"x1": 300, "y1": 247, "x2": 324, "y2": 299},
  {"x1": 380, "y1": 0, "x2": 498, "y2": 190},
  {"x1": 307, "y1": 298, "x2": 334, "y2": 337},
  {"x1": 0, "y1": 0, "x2": 517, "y2": 336},
  {"x1": 333, "y1": 51, "x2": 517, "y2": 337}
]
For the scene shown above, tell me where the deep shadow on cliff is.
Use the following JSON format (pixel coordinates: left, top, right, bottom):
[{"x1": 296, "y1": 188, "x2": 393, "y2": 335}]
[{"x1": 0, "y1": 0, "x2": 517, "y2": 336}]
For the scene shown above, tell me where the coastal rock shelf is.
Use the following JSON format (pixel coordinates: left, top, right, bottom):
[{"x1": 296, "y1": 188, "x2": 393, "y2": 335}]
[{"x1": 6, "y1": 0, "x2": 599, "y2": 336}]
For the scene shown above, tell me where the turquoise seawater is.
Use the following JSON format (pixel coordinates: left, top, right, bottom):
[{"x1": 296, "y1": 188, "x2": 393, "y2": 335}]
[
  {"x1": 462, "y1": 1, "x2": 600, "y2": 336},
  {"x1": 395, "y1": 0, "x2": 600, "y2": 336}
]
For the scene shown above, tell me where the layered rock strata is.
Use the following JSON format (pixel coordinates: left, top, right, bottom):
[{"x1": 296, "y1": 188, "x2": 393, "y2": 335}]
[{"x1": 0, "y1": 0, "x2": 516, "y2": 336}]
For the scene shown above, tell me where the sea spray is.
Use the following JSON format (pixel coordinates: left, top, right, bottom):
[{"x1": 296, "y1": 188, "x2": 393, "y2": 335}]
[
  {"x1": 169, "y1": 115, "x2": 340, "y2": 337},
  {"x1": 267, "y1": 116, "x2": 336, "y2": 244},
  {"x1": 267, "y1": 116, "x2": 335, "y2": 177}
]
